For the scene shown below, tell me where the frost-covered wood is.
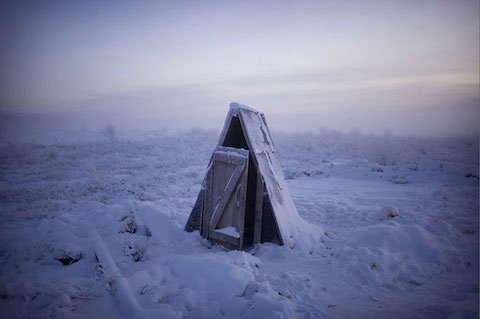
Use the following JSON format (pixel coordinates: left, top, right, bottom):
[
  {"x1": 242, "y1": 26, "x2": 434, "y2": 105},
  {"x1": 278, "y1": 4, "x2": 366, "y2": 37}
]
[
  {"x1": 205, "y1": 147, "x2": 248, "y2": 249},
  {"x1": 185, "y1": 102, "x2": 321, "y2": 251},
  {"x1": 253, "y1": 173, "x2": 263, "y2": 244}
]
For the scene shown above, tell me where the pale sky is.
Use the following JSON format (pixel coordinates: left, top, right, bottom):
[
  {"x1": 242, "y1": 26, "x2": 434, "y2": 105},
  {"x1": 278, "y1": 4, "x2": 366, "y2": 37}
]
[{"x1": 1, "y1": 0, "x2": 479, "y2": 135}]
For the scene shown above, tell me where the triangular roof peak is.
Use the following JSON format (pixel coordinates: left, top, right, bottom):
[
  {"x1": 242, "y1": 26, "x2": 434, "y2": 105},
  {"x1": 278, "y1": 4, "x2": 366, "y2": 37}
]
[
  {"x1": 186, "y1": 103, "x2": 321, "y2": 252},
  {"x1": 229, "y1": 102, "x2": 259, "y2": 114}
]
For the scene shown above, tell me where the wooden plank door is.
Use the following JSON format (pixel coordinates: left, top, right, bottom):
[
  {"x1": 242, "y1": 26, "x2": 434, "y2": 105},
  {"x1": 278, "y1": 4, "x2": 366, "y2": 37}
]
[{"x1": 203, "y1": 146, "x2": 249, "y2": 250}]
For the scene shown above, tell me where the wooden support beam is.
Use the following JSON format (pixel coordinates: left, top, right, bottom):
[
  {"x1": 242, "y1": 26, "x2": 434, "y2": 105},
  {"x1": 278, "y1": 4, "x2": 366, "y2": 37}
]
[{"x1": 253, "y1": 173, "x2": 263, "y2": 244}]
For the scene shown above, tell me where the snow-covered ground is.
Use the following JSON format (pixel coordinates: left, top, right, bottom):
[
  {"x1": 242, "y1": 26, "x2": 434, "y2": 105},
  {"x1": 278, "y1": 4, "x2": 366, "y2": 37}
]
[{"x1": 0, "y1": 128, "x2": 478, "y2": 318}]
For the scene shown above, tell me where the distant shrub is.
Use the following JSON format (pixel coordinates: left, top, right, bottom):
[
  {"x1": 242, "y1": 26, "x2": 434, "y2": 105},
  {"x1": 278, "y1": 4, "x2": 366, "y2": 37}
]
[{"x1": 104, "y1": 124, "x2": 116, "y2": 143}]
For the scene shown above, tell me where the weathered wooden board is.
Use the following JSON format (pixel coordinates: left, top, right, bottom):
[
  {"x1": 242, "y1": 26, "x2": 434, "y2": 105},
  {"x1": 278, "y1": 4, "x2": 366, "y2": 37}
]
[
  {"x1": 202, "y1": 166, "x2": 214, "y2": 238},
  {"x1": 205, "y1": 146, "x2": 249, "y2": 250},
  {"x1": 186, "y1": 103, "x2": 318, "y2": 251},
  {"x1": 253, "y1": 173, "x2": 263, "y2": 244}
]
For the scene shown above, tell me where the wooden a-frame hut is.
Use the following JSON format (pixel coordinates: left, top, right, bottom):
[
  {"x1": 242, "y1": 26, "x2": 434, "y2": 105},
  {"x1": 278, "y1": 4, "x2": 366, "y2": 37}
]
[{"x1": 185, "y1": 102, "x2": 319, "y2": 250}]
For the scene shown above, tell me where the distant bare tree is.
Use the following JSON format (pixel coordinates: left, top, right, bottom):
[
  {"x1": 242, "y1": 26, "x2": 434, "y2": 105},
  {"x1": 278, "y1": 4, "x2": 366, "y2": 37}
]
[{"x1": 104, "y1": 124, "x2": 116, "y2": 143}]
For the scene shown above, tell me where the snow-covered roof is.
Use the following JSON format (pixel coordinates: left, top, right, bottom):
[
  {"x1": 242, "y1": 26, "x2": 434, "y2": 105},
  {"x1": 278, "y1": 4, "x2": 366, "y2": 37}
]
[
  {"x1": 217, "y1": 103, "x2": 321, "y2": 251},
  {"x1": 229, "y1": 101, "x2": 262, "y2": 115}
]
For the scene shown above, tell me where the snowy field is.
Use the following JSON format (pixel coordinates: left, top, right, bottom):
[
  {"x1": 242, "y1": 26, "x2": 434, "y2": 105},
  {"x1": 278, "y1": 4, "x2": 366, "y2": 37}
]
[{"x1": 0, "y1": 128, "x2": 478, "y2": 318}]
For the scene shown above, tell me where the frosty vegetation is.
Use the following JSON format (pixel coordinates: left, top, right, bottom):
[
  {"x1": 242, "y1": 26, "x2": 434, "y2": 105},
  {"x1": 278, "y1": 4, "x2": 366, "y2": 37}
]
[{"x1": 0, "y1": 127, "x2": 478, "y2": 318}]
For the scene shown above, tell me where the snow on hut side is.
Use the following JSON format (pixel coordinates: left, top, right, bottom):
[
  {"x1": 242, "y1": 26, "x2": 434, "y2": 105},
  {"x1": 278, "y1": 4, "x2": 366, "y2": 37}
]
[{"x1": 185, "y1": 102, "x2": 321, "y2": 251}]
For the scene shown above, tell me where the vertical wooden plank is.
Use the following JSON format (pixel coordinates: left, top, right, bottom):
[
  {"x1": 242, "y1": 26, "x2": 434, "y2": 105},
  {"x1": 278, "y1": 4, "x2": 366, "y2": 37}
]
[
  {"x1": 253, "y1": 173, "x2": 263, "y2": 244},
  {"x1": 211, "y1": 160, "x2": 227, "y2": 228},
  {"x1": 236, "y1": 164, "x2": 248, "y2": 250},
  {"x1": 202, "y1": 165, "x2": 214, "y2": 239}
]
